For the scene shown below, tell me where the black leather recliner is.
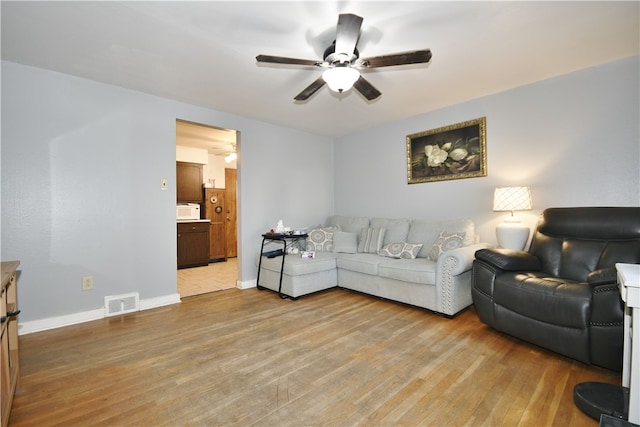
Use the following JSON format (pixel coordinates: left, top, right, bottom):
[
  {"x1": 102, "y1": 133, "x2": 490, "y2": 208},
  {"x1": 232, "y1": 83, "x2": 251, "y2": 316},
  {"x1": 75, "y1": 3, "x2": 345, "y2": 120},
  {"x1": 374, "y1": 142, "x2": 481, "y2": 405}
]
[{"x1": 472, "y1": 207, "x2": 640, "y2": 371}]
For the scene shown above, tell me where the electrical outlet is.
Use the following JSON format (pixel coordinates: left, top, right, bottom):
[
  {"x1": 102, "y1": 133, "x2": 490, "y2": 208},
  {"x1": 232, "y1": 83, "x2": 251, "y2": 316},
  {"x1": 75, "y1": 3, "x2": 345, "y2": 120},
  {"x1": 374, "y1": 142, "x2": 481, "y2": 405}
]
[
  {"x1": 161, "y1": 178, "x2": 168, "y2": 190},
  {"x1": 81, "y1": 276, "x2": 94, "y2": 291}
]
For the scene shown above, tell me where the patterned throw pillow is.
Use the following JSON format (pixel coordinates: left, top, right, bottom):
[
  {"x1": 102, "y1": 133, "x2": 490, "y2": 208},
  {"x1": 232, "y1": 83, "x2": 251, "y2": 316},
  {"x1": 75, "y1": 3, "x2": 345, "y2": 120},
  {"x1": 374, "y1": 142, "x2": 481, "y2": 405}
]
[
  {"x1": 427, "y1": 231, "x2": 466, "y2": 261},
  {"x1": 378, "y1": 242, "x2": 423, "y2": 259},
  {"x1": 357, "y1": 227, "x2": 386, "y2": 254},
  {"x1": 306, "y1": 226, "x2": 340, "y2": 252}
]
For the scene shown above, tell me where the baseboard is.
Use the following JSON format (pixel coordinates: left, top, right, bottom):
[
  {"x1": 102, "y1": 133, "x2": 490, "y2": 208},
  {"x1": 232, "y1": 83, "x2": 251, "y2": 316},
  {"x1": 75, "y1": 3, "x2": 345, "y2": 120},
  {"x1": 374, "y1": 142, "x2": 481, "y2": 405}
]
[
  {"x1": 18, "y1": 308, "x2": 105, "y2": 335},
  {"x1": 237, "y1": 279, "x2": 256, "y2": 289},
  {"x1": 139, "y1": 293, "x2": 181, "y2": 310},
  {"x1": 18, "y1": 292, "x2": 182, "y2": 335}
]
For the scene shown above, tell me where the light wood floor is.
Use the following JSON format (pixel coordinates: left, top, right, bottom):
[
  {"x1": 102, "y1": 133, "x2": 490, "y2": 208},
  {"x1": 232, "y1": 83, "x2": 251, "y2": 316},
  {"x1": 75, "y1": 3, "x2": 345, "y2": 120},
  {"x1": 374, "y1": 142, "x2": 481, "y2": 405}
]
[
  {"x1": 10, "y1": 288, "x2": 619, "y2": 426},
  {"x1": 178, "y1": 258, "x2": 238, "y2": 297}
]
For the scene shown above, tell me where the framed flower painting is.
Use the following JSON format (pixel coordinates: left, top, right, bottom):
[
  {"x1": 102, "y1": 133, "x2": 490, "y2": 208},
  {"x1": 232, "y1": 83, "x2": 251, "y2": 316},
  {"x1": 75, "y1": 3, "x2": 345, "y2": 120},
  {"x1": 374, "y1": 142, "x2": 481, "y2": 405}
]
[{"x1": 407, "y1": 117, "x2": 487, "y2": 184}]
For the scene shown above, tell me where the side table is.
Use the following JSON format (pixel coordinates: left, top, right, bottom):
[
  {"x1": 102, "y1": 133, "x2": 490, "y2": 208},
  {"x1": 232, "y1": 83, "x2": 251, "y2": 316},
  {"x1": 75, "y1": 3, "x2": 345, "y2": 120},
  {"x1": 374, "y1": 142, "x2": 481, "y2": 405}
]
[
  {"x1": 619, "y1": 263, "x2": 639, "y2": 424},
  {"x1": 256, "y1": 233, "x2": 308, "y2": 299},
  {"x1": 573, "y1": 263, "x2": 639, "y2": 425}
]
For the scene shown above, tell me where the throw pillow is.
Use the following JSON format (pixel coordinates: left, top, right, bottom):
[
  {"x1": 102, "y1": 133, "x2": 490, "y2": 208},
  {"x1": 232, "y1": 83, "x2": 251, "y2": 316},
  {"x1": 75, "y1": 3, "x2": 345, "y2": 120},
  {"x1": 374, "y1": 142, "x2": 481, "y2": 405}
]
[
  {"x1": 427, "y1": 231, "x2": 466, "y2": 261},
  {"x1": 378, "y1": 242, "x2": 423, "y2": 259},
  {"x1": 306, "y1": 226, "x2": 339, "y2": 252},
  {"x1": 332, "y1": 231, "x2": 358, "y2": 254},
  {"x1": 357, "y1": 227, "x2": 386, "y2": 254}
]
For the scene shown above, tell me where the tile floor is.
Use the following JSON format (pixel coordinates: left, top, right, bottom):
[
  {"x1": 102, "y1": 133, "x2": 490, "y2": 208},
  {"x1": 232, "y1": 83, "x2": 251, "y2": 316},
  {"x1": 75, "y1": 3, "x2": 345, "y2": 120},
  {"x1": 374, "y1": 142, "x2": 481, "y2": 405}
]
[{"x1": 177, "y1": 258, "x2": 238, "y2": 298}]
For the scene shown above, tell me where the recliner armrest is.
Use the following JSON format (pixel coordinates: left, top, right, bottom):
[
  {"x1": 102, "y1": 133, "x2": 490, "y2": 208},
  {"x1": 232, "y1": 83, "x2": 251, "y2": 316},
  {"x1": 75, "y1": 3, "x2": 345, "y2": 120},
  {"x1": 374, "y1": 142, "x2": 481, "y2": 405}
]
[
  {"x1": 587, "y1": 267, "x2": 618, "y2": 286},
  {"x1": 474, "y1": 248, "x2": 541, "y2": 271}
]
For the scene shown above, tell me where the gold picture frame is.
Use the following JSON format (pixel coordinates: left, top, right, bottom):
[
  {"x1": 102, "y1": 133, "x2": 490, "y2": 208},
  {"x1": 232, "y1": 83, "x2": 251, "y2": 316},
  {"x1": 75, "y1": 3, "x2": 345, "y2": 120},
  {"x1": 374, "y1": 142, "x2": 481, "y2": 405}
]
[{"x1": 407, "y1": 117, "x2": 487, "y2": 184}]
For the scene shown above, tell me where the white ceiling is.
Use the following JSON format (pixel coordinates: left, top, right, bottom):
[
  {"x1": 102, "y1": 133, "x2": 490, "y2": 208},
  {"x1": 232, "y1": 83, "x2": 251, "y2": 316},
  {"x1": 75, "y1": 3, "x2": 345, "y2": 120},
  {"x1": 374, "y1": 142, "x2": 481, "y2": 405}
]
[{"x1": 2, "y1": 1, "x2": 639, "y2": 141}]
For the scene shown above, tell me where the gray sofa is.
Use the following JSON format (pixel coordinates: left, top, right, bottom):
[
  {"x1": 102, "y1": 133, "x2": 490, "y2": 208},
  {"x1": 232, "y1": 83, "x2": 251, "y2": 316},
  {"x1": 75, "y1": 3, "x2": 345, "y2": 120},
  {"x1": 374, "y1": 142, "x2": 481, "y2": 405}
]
[{"x1": 257, "y1": 215, "x2": 491, "y2": 316}]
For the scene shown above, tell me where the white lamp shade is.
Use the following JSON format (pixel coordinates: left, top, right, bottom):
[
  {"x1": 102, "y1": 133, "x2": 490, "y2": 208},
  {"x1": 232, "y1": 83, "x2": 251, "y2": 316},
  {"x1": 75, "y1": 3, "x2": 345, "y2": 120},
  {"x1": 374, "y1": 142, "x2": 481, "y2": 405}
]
[
  {"x1": 322, "y1": 66, "x2": 360, "y2": 93},
  {"x1": 493, "y1": 186, "x2": 533, "y2": 212}
]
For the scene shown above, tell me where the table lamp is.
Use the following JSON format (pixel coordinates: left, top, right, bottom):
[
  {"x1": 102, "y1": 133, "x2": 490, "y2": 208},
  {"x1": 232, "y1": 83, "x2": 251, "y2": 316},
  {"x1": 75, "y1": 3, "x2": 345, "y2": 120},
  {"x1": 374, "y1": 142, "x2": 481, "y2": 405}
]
[{"x1": 493, "y1": 186, "x2": 533, "y2": 250}]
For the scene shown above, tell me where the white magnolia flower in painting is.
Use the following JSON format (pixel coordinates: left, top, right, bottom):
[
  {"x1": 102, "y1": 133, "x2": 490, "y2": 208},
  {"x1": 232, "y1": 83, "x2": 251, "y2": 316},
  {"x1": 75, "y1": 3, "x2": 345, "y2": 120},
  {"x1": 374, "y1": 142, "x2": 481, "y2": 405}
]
[
  {"x1": 424, "y1": 144, "x2": 448, "y2": 167},
  {"x1": 449, "y1": 148, "x2": 468, "y2": 161}
]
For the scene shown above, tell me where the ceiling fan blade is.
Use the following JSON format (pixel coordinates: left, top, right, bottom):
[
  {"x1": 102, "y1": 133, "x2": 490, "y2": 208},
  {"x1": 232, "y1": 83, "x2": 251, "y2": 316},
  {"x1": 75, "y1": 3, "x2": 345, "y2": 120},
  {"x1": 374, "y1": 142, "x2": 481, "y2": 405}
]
[
  {"x1": 334, "y1": 13, "x2": 363, "y2": 57},
  {"x1": 256, "y1": 54, "x2": 320, "y2": 67},
  {"x1": 294, "y1": 76, "x2": 326, "y2": 101},
  {"x1": 360, "y1": 49, "x2": 432, "y2": 68},
  {"x1": 353, "y1": 76, "x2": 381, "y2": 101}
]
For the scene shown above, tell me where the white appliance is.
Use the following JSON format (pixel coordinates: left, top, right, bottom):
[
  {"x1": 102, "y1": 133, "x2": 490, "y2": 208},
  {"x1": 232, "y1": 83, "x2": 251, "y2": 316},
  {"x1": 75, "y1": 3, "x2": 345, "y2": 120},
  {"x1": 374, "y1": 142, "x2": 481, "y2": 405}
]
[{"x1": 176, "y1": 203, "x2": 201, "y2": 220}]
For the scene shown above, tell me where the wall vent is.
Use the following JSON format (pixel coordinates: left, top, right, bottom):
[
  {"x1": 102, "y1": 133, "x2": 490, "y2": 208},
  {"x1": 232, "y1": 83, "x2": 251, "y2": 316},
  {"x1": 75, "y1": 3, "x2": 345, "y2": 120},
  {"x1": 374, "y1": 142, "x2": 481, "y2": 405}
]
[{"x1": 104, "y1": 292, "x2": 140, "y2": 317}]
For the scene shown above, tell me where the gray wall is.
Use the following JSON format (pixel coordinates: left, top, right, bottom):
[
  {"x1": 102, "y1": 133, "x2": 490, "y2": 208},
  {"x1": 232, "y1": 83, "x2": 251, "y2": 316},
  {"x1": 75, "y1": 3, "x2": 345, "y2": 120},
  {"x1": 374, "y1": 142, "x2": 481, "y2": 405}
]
[
  {"x1": 1, "y1": 61, "x2": 334, "y2": 326},
  {"x1": 2, "y1": 56, "x2": 639, "y2": 330},
  {"x1": 334, "y1": 56, "x2": 640, "y2": 244}
]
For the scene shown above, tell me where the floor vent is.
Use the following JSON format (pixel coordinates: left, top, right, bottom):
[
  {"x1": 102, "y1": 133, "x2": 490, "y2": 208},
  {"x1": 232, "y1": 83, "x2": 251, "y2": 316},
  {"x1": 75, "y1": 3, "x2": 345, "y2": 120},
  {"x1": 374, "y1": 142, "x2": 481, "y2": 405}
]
[{"x1": 104, "y1": 292, "x2": 140, "y2": 317}]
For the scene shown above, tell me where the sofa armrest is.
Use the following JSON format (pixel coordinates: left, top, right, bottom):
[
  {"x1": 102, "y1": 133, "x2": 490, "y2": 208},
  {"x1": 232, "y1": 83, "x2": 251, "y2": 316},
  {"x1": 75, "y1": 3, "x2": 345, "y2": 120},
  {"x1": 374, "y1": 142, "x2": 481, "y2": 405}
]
[
  {"x1": 437, "y1": 243, "x2": 494, "y2": 276},
  {"x1": 474, "y1": 248, "x2": 541, "y2": 271},
  {"x1": 589, "y1": 279, "x2": 624, "y2": 371},
  {"x1": 435, "y1": 242, "x2": 493, "y2": 316}
]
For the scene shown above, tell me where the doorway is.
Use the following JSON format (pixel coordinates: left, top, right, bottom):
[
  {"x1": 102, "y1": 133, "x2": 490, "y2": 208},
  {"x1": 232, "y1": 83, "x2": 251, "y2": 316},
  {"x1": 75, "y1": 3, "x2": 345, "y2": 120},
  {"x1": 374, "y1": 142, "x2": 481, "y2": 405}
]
[{"x1": 175, "y1": 119, "x2": 239, "y2": 297}]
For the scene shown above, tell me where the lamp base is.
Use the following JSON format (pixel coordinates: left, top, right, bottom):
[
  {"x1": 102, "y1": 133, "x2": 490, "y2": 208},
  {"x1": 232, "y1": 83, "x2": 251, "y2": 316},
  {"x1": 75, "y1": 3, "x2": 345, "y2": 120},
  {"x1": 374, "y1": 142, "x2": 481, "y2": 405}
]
[{"x1": 496, "y1": 218, "x2": 530, "y2": 250}]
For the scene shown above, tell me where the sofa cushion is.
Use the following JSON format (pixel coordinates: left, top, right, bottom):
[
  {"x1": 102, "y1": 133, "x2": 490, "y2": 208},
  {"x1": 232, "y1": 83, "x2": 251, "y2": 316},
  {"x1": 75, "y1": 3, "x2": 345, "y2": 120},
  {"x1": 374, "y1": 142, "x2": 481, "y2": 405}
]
[
  {"x1": 358, "y1": 227, "x2": 386, "y2": 254},
  {"x1": 306, "y1": 226, "x2": 339, "y2": 252},
  {"x1": 370, "y1": 218, "x2": 410, "y2": 246},
  {"x1": 408, "y1": 219, "x2": 475, "y2": 258},
  {"x1": 327, "y1": 216, "x2": 370, "y2": 233},
  {"x1": 427, "y1": 231, "x2": 466, "y2": 261},
  {"x1": 336, "y1": 253, "x2": 382, "y2": 275},
  {"x1": 378, "y1": 242, "x2": 423, "y2": 259},
  {"x1": 377, "y1": 258, "x2": 437, "y2": 285},
  {"x1": 260, "y1": 251, "x2": 337, "y2": 275},
  {"x1": 333, "y1": 231, "x2": 358, "y2": 254}
]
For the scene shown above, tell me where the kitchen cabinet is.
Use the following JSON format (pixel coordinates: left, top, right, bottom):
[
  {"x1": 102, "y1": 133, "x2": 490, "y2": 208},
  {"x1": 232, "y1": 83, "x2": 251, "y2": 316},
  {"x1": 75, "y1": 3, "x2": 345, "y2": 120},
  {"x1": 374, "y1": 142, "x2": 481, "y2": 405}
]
[
  {"x1": 1, "y1": 261, "x2": 20, "y2": 427},
  {"x1": 177, "y1": 222, "x2": 210, "y2": 268},
  {"x1": 204, "y1": 189, "x2": 227, "y2": 261},
  {"x1": 176, "y1": 162, "x2": 203, "y2": 203}
]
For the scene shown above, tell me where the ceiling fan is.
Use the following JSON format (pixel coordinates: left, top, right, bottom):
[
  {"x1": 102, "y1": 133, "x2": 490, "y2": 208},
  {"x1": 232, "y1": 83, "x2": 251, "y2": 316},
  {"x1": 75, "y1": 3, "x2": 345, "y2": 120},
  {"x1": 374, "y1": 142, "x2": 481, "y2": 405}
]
[{"x1": 256, "y1": 13, "x2": 432, "y2": 101}]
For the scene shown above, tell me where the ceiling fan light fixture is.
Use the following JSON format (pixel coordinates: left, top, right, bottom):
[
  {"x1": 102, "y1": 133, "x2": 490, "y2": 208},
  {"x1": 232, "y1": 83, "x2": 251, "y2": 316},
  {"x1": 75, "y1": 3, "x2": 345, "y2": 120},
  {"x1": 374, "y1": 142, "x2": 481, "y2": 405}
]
[
  {"x1": 256, "y1": 14, "x2": 431, "y2": 101},
  {"x1": 224, "y1": 152, "x2": 237, "y2": 163},
  {"x1": 322, "y1": 66, "x2": 360, "y2": 93}
]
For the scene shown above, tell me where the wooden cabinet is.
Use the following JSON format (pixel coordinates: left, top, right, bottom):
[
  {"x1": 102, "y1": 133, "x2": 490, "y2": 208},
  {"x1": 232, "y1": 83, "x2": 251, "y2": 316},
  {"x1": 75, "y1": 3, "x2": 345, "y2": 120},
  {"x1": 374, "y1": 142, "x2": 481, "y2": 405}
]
[
  {"x1": 177, "y1": 222, "x2": 210, "y2": 268},
  {"x1": 1, "y1": 261, "x2": 20, "y2": 427},
  {"x1": 176, "y1": 162, "x2": 203, "y2": 203},
  {"x1": 224, "y1": 168, "x2": 238, "y2": 258},
  {"x1": 204, "y1": 189, "x2": 227, "y2": 261}
]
